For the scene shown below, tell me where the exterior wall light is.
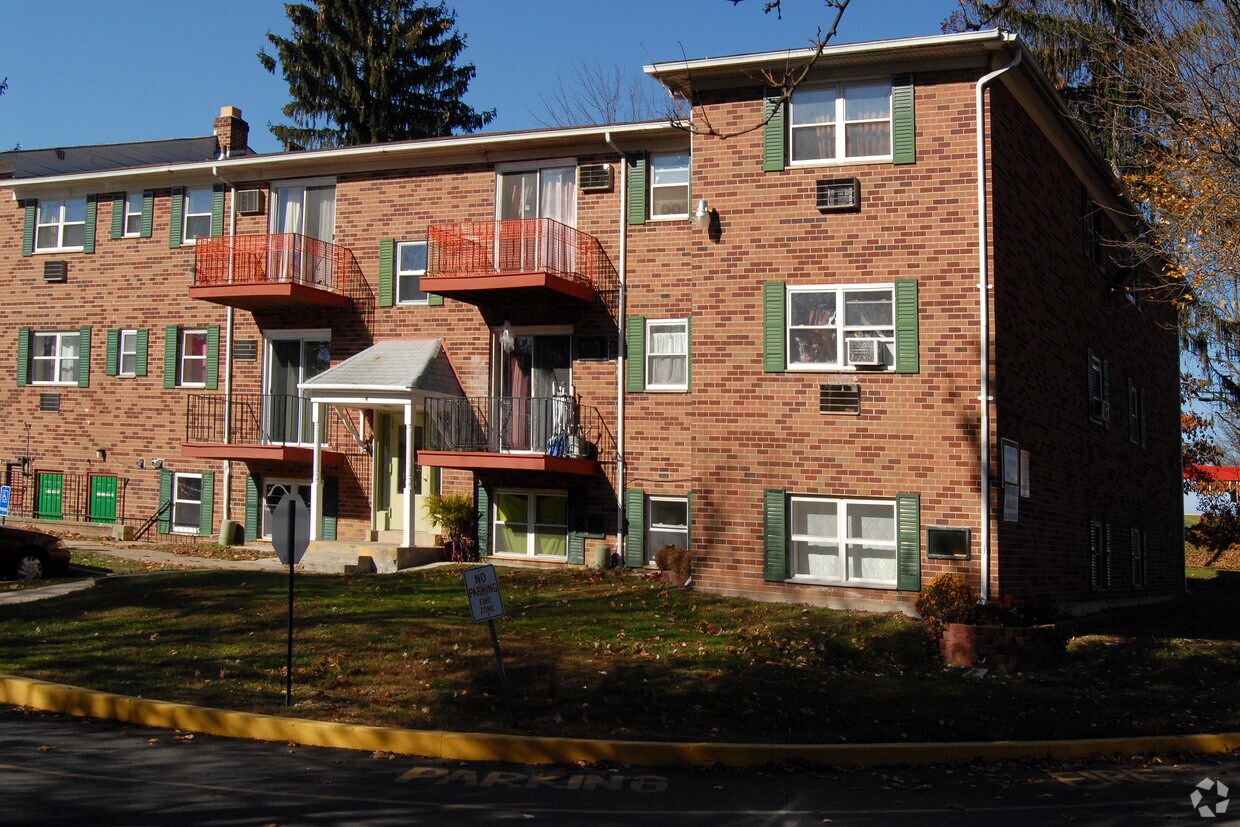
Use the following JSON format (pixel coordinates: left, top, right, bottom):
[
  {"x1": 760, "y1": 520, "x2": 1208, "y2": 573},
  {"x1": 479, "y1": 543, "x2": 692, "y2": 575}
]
[{"x1": 693, "y1": 199, "x2": 711, "y2": 231}]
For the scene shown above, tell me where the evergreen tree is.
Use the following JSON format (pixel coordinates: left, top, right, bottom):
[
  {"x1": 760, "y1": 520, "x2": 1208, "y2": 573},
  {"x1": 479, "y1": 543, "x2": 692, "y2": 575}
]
[{"x1": 259, "y1": 0, "x2": 494, "y2": 149}]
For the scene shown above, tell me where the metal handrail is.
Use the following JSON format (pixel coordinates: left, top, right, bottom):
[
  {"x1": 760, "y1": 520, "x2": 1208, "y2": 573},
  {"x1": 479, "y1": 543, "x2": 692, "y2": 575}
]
[
  {"x1": 425, "y1": 395, "x2": 616, "y2": 463},
  {"x1": 193, "y1": 232, "x2": 353, "y2": 295}
]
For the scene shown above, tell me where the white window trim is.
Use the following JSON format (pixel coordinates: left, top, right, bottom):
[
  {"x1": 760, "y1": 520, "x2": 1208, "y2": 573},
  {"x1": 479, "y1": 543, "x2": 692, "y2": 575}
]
[
  {"x1": 646, "y1": 495, "x2": 689, "y2": 567},
  {"x1": 649, "y1": 152, "x2": 690, "y2": 221},
  {"x1": 491, "y1": 488, "x2": 570, "y2": 559},
  {"x1": 118, "y1": 329, "x2": 139, "y2": 377},
  {"x1": 789, "y1": 80, "x2": 893, "y2": 167},
  {"x1": 645, "y1": 317, "x2": 689, "y2": 392},
  {"x1": 171, "y1": 472, "x2": 203, "y2": 535},
  {"x1": 787, "y1": 495, "x2": 899, "y2": 588},
  {"x1": 34, "y1": 198, "x2": 87, "y2": 253},
  {"x1": 397, "y1": 240, "x2": 429, "y2": 305},
  {"x1": 182, "y1": 187, "x2": 213, "y2": 246},
  {"x1": 30, "y1": 331, "x2": 81, "y2": 386},
  {"x1": 123, "y1": 193, "x2": 144, "y2": 238},
  {"x1": 179, "y1": 328, "x2": 208, "y2": 388},
  {"x1": 786, "y1": 283, "x2": 896, "y2": 372},
  {"x1": 261, "y1": 479, "x2": 312, "y2": 540}
]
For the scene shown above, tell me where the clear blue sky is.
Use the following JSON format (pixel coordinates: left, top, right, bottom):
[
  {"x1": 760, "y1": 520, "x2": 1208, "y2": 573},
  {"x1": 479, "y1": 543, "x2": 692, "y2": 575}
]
[{"x1": 0, "y1": 1, "x2": 960, "y2": 154}]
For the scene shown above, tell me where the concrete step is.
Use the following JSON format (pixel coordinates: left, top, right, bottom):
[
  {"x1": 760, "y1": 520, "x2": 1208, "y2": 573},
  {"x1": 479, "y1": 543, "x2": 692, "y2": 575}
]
[{"x1": 302, "y1": 541, "x2": 445, "y2": 574}]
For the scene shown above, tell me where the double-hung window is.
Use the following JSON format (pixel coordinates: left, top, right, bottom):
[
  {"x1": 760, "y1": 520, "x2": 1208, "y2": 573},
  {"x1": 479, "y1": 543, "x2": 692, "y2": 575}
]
[
  {"x1": 788, "y1": 285, "x2": 894, "y2": 369},
  {"x1": 172, "y1": 473, "x2": 203, "y2": 534},
  {"x1": 1088, "y1": 350, "x2": 1110, "y2": 425},
  {"x1": 31, "y1": 331, "x2": 81, "y2": 385},
  {"x1": 790, "y1": 81, "x2": 892, "y2": 164},
  {"x1": 182, "y1": 187, "x2": 213, "y2": 243},
  {"x1": 646, "y1": 319, "x2": 689, "y2": 390},
  {"x1": 124, "y1": 193, "x2": 144, "y2": 237},
  {"x1": 35, "y1": 198, "x2": 87, "y2": 251},
  {"x1": 180, "y1": 329, "x2": 208, "y2": 386},
  {"x1": 649, "y1": 152, "x2": 690, "y2": 219},
  {"x1": 646, "y1": 496, "x2": 689, "y2": 564},
  {"x1": 788, "y1": 496, "x2": 898, "y2": 586},
  {"x1": 397, "y1": 241, "x2": 428, "y2": 304},
  {"x1": 118, "y1": 329, "x2": 139, "y2": 376},
  {"x1": 493, "y1": 490, "x2": 569, "y2": 558}
]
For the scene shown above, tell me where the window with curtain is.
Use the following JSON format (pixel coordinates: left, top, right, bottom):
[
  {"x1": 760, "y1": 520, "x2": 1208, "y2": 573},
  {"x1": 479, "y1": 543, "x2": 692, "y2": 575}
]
[
  {"x1": 35, "y1": 198, "x2": 87, "y2": 251},
  {"x1": 180, "y1": 329, "x2": 208, "y2": 386},
  {"x1": 789, "y1": 496, "x2": 897, "y2": 585},
  {"x1": 787, "y1": 285, "x2": 894, "y2": 369},
  {"x1": 31, "y1": 331, "x2": 80, "y2": 384},
  {"x1": 182, "y1": 187, "x2": 213, "y2": 243},
  {"x1": 790, "y1": 80, "x2": 892, "y2": 163},
  {"x1": 493, "y1": 490, "x2": 568, "y2": 557},
  {"x1": 124, "y1": 193, "x2": 144, "y2": 237},
  {"x1": 646, "y1": 319, "x2": 688, "y2": 390}
]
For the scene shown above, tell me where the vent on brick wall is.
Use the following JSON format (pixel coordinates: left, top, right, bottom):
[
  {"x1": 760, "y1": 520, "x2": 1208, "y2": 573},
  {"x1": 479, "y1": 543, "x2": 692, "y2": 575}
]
[
  {"x1": 43, "y1": 261, "x2": 68, "y2": 282},
  {"x1": 236, "y1": 189, "x2": 263, "y2": 214},
  {"x1": 816, "y1": 178, "x2": 861, "y2": 212},
  {"x1": 579, "y1": 164, "x2": 613, "y2": 192},
  {"x1": 233, "y1": 339, "x2": 258, "y2": 361},
  {"x1": 39, "y1": 393, "x2": 61, "y2": 413},
  {"x1": 820, "y1": 383, "x2": 861, "y2": 415}
]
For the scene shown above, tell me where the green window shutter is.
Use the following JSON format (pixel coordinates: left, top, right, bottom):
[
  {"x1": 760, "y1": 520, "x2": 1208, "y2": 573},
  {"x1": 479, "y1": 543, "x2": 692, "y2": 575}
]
[
  {"x1": 568, "y1": 534, "x2": 585, "y2": 565},
  {"x1": 627, "y1": 152, "x2": 648, "y2": 226},
  {"x1": 169, "y1": 187, "x2": 184, "y2": 249},
  {"x1": 16, "y1": 328, "x2": 31, "y2": 386},
  {"x1": 245, "y1": 473, "x2": 260, "y2": 541},
  {"x1": 894, "y1": 279, "x2": 919, "y2": 373},
  {"x1": 106, "y1": 329, "x2": 119, "y2": 376},
  {"x1": 896, "y1": 492, "x2": 921, "y2": 591},
  {"x1": 322, "y1": 477, "x2": 339, "y2": 541},
  {"x1": 140, "y1": 191, "x2": 154, "y2": 238},
  {"x1": 763, "y1": 91, "x2": 787, "y2": 172},
  {"x1": 763, "y1": 489, "x2": 787, "y2": 582},
  {"x1": 83, "y1": 195, "x2": 98, "y2": 253},
  {"x1": 198, "y1": 471, "x2": 215, "y2": 536},
  {"x1": 427, "y1": 293, "x2": 444, "y2": 306},
  {"x1": 77, "y1": 326, "x2": 91, "y2": 388},
  {"x1": 157, "y1": 470, "x2": 173, "y2": 535},
  {"x1": 378, "y1": 238, "x2": 395, "y2": 307},
  {"x1": 210, "y1": 184, "x2": 225, "y2": 237},
  {"x1": 892, "y1": 74, "x2": 916, "y2": 165},
  {"x1": 625, "y1": 488, "x2": 645, "y2": 567},
  {"x1": 204, "y1": 324, "x2": 220, "y2": 390},
  {"x1": 163, "y1": 325, "x2": 178, "y2": 389},
  {"x1": 22, "y1": 201, "x2": 36, "y2": 257},
  {"x1": 475, "y1": 481, "x2": 490, "y2": 557},
  {"x1": 763, "y1": 281, "x2": 786, "y2": 372},
  {"x1": 626, "y1": 316, "x2": 646, "y2": 392},
  {"x1": 110, "y1": 193, "x2": 125, "y2": 240},
  {"x1": 135, "y1": 329, "x2": 149, "y2": 376}
]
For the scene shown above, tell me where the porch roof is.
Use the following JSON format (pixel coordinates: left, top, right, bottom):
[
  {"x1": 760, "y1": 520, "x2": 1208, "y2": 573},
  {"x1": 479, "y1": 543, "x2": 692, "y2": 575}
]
[{"x1": 300, "y1": 339, "x2": 464, "y2": 399}]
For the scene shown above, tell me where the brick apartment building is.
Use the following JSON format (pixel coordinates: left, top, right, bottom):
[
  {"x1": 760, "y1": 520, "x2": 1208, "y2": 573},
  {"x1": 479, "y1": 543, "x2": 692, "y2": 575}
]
[{"x1": 0, "y1": 30, "x2": 1182, "y2": 613}]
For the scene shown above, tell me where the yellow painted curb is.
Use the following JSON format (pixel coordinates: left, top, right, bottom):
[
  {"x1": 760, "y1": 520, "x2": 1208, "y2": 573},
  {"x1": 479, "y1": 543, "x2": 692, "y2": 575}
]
[{"x1": 3, "y1": 673, "x2": 1240, "y2": 768}]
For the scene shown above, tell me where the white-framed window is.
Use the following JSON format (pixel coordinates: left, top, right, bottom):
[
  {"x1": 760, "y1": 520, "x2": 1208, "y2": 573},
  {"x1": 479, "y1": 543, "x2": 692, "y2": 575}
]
[
  {"x1": 180, "y1": 329, "x2": 208, "y2": 387},
  {"x1": 1089, "y1": 519, "x2": 1110, "y2": 590},
  {"x1": 31, "y1": 331, "x2": 81, "y2": 385},
  {"x1": 649, "y1": 152, "x2": 690, "y2": 219},
  {"x1": 1130, "y1": 527, "x2": 1146, "y2": 588},
  {"x1": 397, "y1": 240, "x2": 428, "y2": 304},
  {"x1": 124, "y1": 193, "x2": 144, "y2": 237},
  {"x1": 35, "y1": 197, "x2": 87, "y2": 251},
  {"x1": 646, "y1": 318, "x2": 688, "y2": 390},
  {"x1": 789, "y1": 81, "x2": 892, "y2": 164},
  {"x1": 182, "y1": 187, "x2": 213, "y2": 243},
  {"x1": 262, "y1": 480, "x2": 312, "y2": 540},
  {"x1": 1088, "y1": 350, "x2": 1110, "y2": 426},
  {"x1": 788, "y1": 496, "x2": 898, "y2": 586},
  {"x1": 493, "y1": 490, "x2": 568, "y2": 558},
  {"x1": 646, "y1": 496, "x2": 689, "y2": 565},
  {"x1": 118, "y1": 329, "x2": 139, "y2": 377},
  {"x1": 172, "y1": 473, "x2": 203, "y2": 534},
  {"x1": 787, "y1": 284, "x2": 895, "y2": 370}
]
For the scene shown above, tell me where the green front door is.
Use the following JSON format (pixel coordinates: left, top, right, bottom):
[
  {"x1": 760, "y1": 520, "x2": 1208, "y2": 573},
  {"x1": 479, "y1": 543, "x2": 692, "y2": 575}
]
[
  {"x1": 89, "y1": 475, "x2": 118, "y2": 524},
  {"x1": 36, "y1": 472, "x2": 63, "y2": 520}
]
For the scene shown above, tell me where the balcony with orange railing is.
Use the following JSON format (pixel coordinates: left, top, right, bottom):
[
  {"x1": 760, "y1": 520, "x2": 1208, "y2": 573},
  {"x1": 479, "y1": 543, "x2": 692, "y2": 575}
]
[
  {"x1": 425, "y1": 218, "x2": 618, "y2": 305},
  {"x1": 189, "y1": 233, "x2": 360, "y2": 312}
]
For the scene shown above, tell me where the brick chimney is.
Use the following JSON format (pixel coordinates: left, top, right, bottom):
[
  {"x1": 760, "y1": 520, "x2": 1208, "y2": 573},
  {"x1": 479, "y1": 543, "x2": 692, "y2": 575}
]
[{"x1": 213, "y1": 106, "x2": 249, "y2": 158}]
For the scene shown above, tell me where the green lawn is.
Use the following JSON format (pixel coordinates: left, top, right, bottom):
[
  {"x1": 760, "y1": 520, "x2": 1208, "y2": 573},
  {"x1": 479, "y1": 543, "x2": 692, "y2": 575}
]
[{"x1": 3, "y1": 566, "x2": 1239, "y2": 744}]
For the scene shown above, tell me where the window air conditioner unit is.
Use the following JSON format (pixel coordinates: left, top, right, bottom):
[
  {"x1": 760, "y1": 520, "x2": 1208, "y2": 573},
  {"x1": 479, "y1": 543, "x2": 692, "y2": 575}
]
[
  {"x1": 235, "y1": 189, "x2": 263, "y2": 214},
  {"x1": 817, "y1": 177, "x2": 861, "y2": 212},
  {"x1": 578, "y1": 163, "x2": 613, "y2": 193},
  {"x1": 43, "y1": 261, "x2": 67, "y2": 283},
  {"x1": 845, "y1": 337, "x2": 882, "y2": 367}
]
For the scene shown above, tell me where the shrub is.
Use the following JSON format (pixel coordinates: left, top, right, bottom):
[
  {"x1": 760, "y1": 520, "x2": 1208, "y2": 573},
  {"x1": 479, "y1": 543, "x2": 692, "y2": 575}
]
[
  {"x1": 914, "y1": 573, "x2": 976, "y2": 637},
  {"x1": 425, "y1": 493, "x2": 477, "y2": 563},
  {"x1": 653, "y1": 544, "x2": 691, "y2": 578}
]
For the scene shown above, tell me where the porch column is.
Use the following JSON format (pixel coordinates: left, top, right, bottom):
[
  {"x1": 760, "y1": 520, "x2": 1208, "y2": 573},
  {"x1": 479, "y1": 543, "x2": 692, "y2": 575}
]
[
  {"x1": 403, "y1": 401, "x2": 415, "y2": 548},
  {"x1": 310, "y1": 400, "x2": 323, "y2": 541}
]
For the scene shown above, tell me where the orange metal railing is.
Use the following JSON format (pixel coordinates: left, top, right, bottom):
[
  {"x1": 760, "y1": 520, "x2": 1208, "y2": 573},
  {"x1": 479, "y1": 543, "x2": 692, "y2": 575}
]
[
  {"x1": 193, "y1": 233, "x2": 354, "y2": 297},
  {"x1": 425, "y1": 218, "x2": 618, "y2": 295}
]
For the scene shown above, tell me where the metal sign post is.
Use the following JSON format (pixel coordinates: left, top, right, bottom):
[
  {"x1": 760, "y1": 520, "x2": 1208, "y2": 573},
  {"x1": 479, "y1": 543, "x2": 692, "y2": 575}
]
[
  {"x1": 271, "y1": 492, "x2": 310, "y2": 707},
  {"x1": 463, "y1": 564, "x2": 515, "y2": 723},
  {"x1": 0, "y1": 485, "x2": 10, "y2": 525}
]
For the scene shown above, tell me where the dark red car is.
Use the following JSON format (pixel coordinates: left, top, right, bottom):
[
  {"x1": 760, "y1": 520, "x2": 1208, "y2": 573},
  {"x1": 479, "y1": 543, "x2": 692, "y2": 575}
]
[{"x1": 0, "y1": 525, "x2": 71, "y2": 581}]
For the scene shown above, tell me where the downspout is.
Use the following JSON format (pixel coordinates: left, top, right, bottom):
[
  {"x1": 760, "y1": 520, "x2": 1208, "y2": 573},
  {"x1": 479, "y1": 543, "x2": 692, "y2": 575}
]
[
  {"x1": 975, "y1": 39, "x2": 1021, "y2": 603},
  {"x1": 212, "y1": 166, "x2": 237, "y2": 526},
  {"x1": 605, "y1": 133, "x2": 628, "y2": 565}
]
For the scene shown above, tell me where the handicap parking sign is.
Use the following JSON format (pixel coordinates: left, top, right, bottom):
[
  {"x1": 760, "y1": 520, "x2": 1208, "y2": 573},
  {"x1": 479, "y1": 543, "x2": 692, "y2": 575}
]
[{"x1": 0, "y1": 485, "x2": 10, "y2": 517}]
